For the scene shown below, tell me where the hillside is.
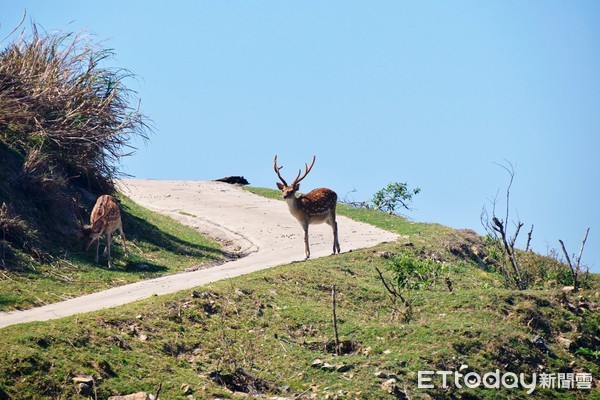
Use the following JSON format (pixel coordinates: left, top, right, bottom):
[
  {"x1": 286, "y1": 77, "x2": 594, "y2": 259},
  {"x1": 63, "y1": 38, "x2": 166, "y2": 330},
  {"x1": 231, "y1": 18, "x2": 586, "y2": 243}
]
[
  {"x1": 0, "y1": 24, "x2": 597, "y2": 400},
  {"x1": 0, "y1": 187, "x2": 597, "y2": 399}
]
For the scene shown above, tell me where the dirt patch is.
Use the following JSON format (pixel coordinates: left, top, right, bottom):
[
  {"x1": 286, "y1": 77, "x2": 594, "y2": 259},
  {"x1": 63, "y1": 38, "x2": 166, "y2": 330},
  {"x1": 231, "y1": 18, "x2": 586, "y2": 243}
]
[
  {"x1": 209, "y1": 368, "x2": 282, "y2": 395},
  {"x1": 443, "y1": 229, "x2": 487, "y2": 266},
  {"x1": 491, "y1": 339, "x2": 545, "y2": 373},
  {"x1": 305, "y1": 338, "x2": 361, "y2": 355}
]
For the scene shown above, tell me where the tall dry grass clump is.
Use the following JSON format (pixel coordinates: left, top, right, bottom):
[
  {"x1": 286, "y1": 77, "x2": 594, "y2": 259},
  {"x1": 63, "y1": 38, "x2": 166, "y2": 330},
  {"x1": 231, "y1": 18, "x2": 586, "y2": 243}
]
[
  {"x1": 0, "y1": 24, "x2": 149, "y2": 192},
  {"x1": 0, "y1": 22, "x2": 150, "y2": 263}
]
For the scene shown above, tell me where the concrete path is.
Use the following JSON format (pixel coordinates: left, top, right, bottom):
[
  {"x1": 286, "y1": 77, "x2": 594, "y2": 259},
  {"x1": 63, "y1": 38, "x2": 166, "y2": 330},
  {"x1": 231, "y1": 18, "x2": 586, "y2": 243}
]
[{"x1": 0, "y1": 180, "x2": 398, "y2": 328}]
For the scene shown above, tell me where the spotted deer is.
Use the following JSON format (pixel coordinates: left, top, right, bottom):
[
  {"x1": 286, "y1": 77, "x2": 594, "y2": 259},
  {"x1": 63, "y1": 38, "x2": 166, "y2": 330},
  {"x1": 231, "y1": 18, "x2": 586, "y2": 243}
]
[
  {"x1": 274, "y1": 155, "x2": 340, "y2": 260},
  {"x1": 76, "y1": 194, "x2": 128, "y2": 268}
]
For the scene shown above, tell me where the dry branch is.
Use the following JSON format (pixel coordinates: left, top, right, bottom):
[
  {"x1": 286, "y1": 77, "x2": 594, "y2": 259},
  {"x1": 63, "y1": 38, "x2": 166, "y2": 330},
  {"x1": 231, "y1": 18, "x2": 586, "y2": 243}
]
[
  {"x1": 526, "y1": 225, "x2": 534, "y2": 251},
  {"x1": 482, "y1": 162, "x2": 529, "y2": 290},
  {"x1": 559, "y1": 227, "x2": 590, "y2": 291},
  {"x1": 331, "y1": 285, "x2": 340, "y2": 356}
]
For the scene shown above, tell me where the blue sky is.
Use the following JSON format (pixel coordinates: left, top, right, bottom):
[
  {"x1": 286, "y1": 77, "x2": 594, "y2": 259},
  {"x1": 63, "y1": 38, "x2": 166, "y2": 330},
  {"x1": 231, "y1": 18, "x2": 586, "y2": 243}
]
[{"x1": 3, "y1": 1, "x2": 599, "y2": 272}]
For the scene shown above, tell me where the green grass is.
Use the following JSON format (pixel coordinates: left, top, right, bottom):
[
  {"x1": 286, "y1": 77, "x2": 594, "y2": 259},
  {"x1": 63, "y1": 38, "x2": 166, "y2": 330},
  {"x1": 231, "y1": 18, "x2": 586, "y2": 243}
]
[
  {"x1": 0, "y1": 188, "x2": 597, "y2": 399},
  {"x1": 0, "y1": 196, "x2": 223, "y2": 312},
  {"x1": 0, "y1": 248, "x2": 597, "y2": 399}
]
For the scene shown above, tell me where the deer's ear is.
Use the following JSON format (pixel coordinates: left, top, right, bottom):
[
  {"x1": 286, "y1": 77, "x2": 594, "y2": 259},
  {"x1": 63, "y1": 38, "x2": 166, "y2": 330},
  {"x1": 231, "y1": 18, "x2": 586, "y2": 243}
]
[
  {"x1": 294, "y1": 183, "x2": 300, "y2": 191},
  {"x1": 276, "y1": 182, "x2": 284, "y2": 190}
]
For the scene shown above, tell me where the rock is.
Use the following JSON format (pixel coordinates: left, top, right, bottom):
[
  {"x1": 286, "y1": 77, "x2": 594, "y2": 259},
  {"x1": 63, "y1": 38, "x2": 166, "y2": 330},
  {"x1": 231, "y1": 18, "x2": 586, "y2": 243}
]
[
  {"x1": 181, "y1": 383, "x2": 192, "y2": 395},
  {"x1": 72, "y1": 375, "x2": 94, "y2": 385},
  {"x1": 531, "y1": 335, "x2": 555, "y2": 357},
  {"x1": 558, "y1": 337, "x2": 573, "y2": 349},
  {"x1": 562, "y1": 286, "x2": 575, "y2": 293},
  {"x1": 214, "y1": 176, "x2": 249, "y2": 185},
  {"x1": 381, "y1": 378, "x2": 407, "y2": 398},
  {"x1": 311, "y1": 359, "x2": 324, "y2": 368},
  {"x1": 336, "y1": 364, "x2": 353, "y2": 373},
  {"x1": 107, "y1": 392, "x2": 151, "y2": 400},
  {"x1": 76, "y1": 382, "x2": 93, "y2": 396},
  {"x1": 321, "y1": 363, "x2": 336, "y2": 371},
  {"x1": 379, "y1": 251, "x2": 392, "y2": 259},
  {"x1": 532, "y1": 335, "x2": 548, "y2": 351},
  {"x1": 381, "y1": 378, "x2": 397, "y2": 392},
  {"x1": 277, "y1": 385, "x2": 291, "y2": 393},
  {"x1": 375, "y1": 370, "x2": 388, "y2": 379}
]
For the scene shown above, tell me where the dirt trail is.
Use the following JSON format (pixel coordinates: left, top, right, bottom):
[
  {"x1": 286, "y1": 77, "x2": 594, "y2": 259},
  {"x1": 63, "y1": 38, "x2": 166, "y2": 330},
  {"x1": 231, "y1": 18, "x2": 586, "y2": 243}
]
[{"x1": 0, "y1": 180, "x2": 398, "y2": 328}]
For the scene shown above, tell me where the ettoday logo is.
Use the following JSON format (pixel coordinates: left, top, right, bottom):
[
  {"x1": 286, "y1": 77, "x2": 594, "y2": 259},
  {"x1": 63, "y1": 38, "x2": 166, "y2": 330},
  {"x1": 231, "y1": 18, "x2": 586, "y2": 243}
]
[{"x1": 418, "y1": 369, "x2": 593, "y2": 394}]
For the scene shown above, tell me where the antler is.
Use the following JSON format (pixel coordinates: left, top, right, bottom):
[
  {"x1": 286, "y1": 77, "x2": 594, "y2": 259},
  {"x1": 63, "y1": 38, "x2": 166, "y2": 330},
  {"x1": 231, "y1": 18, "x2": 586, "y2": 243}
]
[
  {"x1": 291, "y1": 155, "x2": 316, "y2": 186},
  {"x1": 273, "y1": 155, "x2": 288, "y2": 186}
]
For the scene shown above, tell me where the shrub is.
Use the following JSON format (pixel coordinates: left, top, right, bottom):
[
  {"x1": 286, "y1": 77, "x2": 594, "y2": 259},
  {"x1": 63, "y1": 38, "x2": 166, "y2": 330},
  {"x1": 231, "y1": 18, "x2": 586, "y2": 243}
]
[
  {"x1": 0, "y1": 24, "x2": 150, "y2": 193},
  {"x1": 387, "y1": 252, "x2": 444, "y2": 290},
  {"x1": 372, "y1": 182, "x2": 420, "y2": 214}
]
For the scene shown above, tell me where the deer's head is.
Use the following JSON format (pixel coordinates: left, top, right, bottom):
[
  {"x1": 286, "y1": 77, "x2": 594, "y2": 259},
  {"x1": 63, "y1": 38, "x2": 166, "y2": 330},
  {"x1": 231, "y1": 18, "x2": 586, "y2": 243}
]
[
  {"x1": 274, "y1": 155, "x2": 316, "y2": 199},
  {"x1": 73, "y1": 192, "x2": 102, "y2": 251},
  {"x1": 79, "y1": 222, "x2": 103, "y2": 251}
]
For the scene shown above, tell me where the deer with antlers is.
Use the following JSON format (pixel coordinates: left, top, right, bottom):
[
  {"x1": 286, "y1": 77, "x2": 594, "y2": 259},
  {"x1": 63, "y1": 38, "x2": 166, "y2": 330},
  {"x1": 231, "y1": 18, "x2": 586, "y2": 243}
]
[
  {"x1": 76, "y1": 194, "x2": 129, "y2": 268},
  {"x1": 274, "y1": 155, "x2": 340, "y2": 260}
]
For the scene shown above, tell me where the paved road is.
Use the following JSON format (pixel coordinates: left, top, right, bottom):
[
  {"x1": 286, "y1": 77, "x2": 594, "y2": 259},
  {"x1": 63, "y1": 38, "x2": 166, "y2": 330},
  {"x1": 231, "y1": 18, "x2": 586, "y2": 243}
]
[{"x1": 0, "y1": 180, "x2": 398, "y2": 328}]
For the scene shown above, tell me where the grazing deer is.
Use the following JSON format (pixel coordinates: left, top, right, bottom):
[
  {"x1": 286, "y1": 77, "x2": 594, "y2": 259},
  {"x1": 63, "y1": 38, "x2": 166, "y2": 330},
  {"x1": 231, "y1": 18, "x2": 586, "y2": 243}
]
[
  {"x1": 76, "y1": 194, "x2": 128, "y2": 268},
  {"x1": 274, "y1": 155, "x2": 340, "y2": 260}
]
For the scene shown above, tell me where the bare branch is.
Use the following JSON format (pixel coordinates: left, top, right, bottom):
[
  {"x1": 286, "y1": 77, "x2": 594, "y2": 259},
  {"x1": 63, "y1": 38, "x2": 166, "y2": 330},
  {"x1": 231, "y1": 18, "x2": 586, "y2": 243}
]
[
  {"x1": 155, "y1": 382, "x2": 162, "y2": 400},
  {"x1": 526, "y1": 225, "x2": 534, "y2": 251},
  {"x1": 483, "y1": 161, "x2": 528, "y2": 289},
  {"x1": 559, "y1": 238, "x2": 577, "y2": 290},
  {"x1": 331, "y1": 285, "x2": 340, "y2": 356},
  {"x1": 375, "y1": 266, "x2": 408, "y2": 306},
  {"x1": 575, "y1": 227, "x2": 590, "y2": 270},
  {"x1": 510, "y1": 222, "x2": 524, "y2": 248},
  {"x1": 493, "y1": 160, "x2": 516, "y2": 227},
  {"x1": 560, "y1": 228, "x2": 591, "y2": 292},
  {"x1": 375, "y1": 266, "x2": 397, "y2": 297},
  {"x1": 558, "y1": 239, "x2": 574, "y2": 270}
]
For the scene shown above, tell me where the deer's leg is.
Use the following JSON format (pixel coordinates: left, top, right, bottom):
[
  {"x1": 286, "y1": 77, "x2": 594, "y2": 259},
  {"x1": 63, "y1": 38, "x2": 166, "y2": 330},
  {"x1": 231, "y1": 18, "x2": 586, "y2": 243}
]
[
  {"x1": 101, "y1": 232, "x2": 110, "y2": 257},
  {"x1": 333, "y1": 220, "x2": 340, "y2": 254},
  {"x1": 94, "y1": 238, "x2": 100, "y2": 264},
  {"x1": 106, "y1": 233, "x2": 113, "y2": 268},
  {"x1": 326, "y1": 214, "x2": 341, "y2": 255},
  {"x1": 303, "y1": 221, "x2": 310, "y2": 260},
  {"x1": 118, "y1": 226, "x2": 129, "y2": 257}
]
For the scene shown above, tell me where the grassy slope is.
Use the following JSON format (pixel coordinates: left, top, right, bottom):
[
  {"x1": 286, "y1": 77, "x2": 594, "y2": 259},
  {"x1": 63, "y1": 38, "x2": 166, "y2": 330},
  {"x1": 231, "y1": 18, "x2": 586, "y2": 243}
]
[
  {"x1": 0, "y1": 196, "x2": 223, "y2": 312},
  {"x1": 0, "y1": 188, "x2": 597, "y2": 399}
]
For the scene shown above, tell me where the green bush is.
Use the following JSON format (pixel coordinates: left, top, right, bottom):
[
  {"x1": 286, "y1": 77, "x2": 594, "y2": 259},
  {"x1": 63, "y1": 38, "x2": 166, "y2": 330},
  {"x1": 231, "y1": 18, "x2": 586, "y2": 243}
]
[
  {"x1": 372, "y1": 182, "x2": 420, "y2": 214},
  {"x1": 387, "y1": 252, "x2": 445, "y2": 290}
]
